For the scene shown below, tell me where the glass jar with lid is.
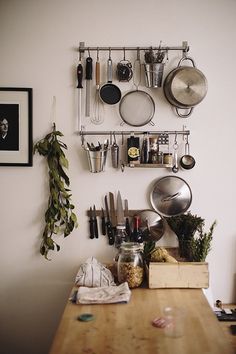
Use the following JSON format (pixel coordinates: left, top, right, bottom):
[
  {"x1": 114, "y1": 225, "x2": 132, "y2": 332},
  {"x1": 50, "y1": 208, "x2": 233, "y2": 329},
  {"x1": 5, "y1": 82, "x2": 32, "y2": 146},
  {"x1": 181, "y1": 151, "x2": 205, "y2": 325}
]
[{"x1": 117, "y1": 242, "x2": 144, "y2": 288}]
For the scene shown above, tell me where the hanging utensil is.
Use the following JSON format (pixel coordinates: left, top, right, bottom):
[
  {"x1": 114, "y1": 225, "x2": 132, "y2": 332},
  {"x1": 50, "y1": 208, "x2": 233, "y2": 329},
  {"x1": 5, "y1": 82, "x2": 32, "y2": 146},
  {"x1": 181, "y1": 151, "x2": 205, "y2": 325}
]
[
  {"x1": 150, "y1": 176, "x2": 192, "y2": 217},
  {"x1": 119, "y1": 48, "x2": 155, "y2": 127},
  {"x1": 85, "y1": 54, "x2": 93, "y2": 117},
  {"x1": 91, "y1": 48, "x2": 104, "y2": 125},
  {"x1": 111, "y1": 132, "x2": 119, "y2": 168},
  {"x1": 101, "y1": 207, "x2": 106, "y2": 236},
  {"x1": 116, "y1": 191, "x2": 125, "y2": 227},
  {"x1": 172, "y1": 133, "x2": 179, "y2": 173},
  {"x1": 137, "y1": 209, "x2": 165, "y2": 241},
  {"x1": 76, "y1": 51, "x2": 83, "y2": 130},
  {"x1": 163, "y1": 56, "x2": 207, "y2": 118},
  {"x1": 100, "y1": 49, "x2": 121, "y2": 105},
  {"x1": 104, "y1": 195, "x2": 115, "y2": 245},
  {"x1": 124, "y1": 199, "x2": 131, "y2": 239},
  {"x1": 180, "y1": 135, "x2": 196, "y2": 170}
]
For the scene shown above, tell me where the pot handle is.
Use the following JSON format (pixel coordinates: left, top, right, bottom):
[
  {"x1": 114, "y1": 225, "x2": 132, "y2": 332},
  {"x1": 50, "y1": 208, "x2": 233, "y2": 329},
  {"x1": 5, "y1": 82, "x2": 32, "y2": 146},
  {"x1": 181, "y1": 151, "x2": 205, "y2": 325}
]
[
  {"x1": 175, "y1": 107, "x2": 194, "y2": 118},
  {"x1": 177, "y1": 56, "x2": 196, "y2": 68}
]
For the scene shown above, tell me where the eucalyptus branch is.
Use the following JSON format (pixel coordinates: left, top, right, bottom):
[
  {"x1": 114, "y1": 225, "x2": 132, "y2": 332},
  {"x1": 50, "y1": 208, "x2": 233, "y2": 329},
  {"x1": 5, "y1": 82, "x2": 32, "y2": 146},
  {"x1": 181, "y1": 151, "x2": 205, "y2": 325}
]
[{"x1": 34, "y1": 124, "x2": 78, "y2": 260}]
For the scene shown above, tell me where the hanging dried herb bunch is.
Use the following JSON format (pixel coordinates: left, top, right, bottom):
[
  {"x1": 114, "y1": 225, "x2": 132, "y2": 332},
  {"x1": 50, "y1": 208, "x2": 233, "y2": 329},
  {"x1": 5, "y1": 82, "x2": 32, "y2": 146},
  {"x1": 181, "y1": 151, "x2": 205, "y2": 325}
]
[{"x1": 34, "y1": 123, "x2": 78, "y2": 260}]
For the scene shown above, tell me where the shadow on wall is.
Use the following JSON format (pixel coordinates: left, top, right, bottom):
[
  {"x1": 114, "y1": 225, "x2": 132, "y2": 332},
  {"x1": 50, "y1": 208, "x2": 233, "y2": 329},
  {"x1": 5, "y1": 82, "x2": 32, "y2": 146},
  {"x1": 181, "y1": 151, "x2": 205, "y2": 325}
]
[{"x1": 0, "y1": 269, "x2": 75, "y2": 354}]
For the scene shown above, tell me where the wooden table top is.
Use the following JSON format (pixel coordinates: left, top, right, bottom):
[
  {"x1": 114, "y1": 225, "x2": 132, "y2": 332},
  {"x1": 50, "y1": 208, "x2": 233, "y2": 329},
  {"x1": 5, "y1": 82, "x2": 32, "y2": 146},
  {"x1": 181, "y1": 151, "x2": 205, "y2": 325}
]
[{"x1": 49, "y1": 287, "x2": 234, "y2": 354}]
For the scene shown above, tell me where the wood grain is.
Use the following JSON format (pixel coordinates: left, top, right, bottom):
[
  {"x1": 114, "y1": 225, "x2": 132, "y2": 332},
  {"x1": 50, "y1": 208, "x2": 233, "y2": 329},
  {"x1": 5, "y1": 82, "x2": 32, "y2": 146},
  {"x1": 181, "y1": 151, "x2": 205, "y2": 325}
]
[{"x1": 49, "y1": 288, "x2": 234, "y2": 354}]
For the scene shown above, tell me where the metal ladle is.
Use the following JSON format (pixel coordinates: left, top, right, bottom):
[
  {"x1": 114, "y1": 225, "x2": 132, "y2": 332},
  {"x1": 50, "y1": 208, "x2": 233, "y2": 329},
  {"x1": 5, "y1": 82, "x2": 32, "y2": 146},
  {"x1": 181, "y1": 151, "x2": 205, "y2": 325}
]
[{"x1": 172, "y1": 133, "x2": 179, "y2": 173}]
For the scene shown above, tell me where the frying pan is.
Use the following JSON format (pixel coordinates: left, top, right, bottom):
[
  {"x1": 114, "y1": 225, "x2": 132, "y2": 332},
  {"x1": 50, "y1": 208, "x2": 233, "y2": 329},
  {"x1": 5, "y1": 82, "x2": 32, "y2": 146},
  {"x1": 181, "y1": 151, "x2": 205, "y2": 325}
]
[
  {"x1": 150, "y1": 176, "x2": 192, "y2": 217},
  {"x1": 119, "y1": 50, "x2": 155, "y2": 127},
  {"x1": 100, "y1": 56, "x2": 121, "y2": 105}
]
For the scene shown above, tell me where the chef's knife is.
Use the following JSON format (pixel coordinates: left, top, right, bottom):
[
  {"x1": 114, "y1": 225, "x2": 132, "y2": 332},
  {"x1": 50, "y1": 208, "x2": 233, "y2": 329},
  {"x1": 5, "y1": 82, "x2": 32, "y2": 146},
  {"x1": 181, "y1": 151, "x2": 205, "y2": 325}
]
[
  {"x1": 85, "y1": 56, "x2": 93, "y2": 117},
  {"x1": 93, "y1": 205, "x2": 99, "y2": 238},
  {"x1": 109, "y1": 192, "x2": 117, "y2": 235},
  {"x1": 101, "y1": 207, "x2": 106, "y2": 235},
  {"x1": 116, "y1": 191, "x2": 125, "y2": 227},
  {"x1": 124, "y1": 199, "x2": 131, "y2": 239},
  {"x1": 76, "y1": 55, "x2": 83, "y2": 130},
  {"x1": 89, "y1": 206, "x2": 95, "y2": 239},
  {"x1": 104, "y1": 195, "x2": 115, "y2": 245}
]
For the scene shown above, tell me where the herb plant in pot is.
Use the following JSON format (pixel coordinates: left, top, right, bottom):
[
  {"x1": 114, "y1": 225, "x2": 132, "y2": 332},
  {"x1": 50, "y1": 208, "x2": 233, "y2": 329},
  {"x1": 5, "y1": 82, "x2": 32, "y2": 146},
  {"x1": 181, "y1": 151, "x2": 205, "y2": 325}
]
[{"x1": 166, "y1": 211, "x2": 216, "y2": 262}]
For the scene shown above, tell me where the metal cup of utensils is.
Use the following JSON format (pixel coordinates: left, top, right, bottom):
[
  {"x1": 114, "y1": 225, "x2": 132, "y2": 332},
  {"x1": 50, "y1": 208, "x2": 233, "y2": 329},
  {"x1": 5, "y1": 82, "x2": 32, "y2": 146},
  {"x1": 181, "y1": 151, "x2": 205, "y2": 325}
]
[
  {"x1": 144, "y1": 63, "x2": 165, "y2": 88},
  {"x1": 86, "y1": 148, "x2": 108, "y2": 173}
]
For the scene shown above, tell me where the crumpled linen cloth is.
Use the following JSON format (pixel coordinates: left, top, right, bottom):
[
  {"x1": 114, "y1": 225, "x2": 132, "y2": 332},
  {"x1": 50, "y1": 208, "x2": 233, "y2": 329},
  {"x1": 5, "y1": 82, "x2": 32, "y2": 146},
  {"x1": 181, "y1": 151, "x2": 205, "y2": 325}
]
[
  {"x1": 75, "y1": 257, "x2": 115, "y2": 287},
  {"x1": 75, "y1": 282, "x2": 131, "y2": 304}
]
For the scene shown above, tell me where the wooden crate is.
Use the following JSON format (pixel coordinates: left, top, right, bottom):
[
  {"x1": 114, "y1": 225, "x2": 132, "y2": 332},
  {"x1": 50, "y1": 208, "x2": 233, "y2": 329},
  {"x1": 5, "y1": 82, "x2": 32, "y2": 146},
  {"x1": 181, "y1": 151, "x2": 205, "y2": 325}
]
[{"x1": 146, "y1": 262, "x2": 209, "y2": 289}]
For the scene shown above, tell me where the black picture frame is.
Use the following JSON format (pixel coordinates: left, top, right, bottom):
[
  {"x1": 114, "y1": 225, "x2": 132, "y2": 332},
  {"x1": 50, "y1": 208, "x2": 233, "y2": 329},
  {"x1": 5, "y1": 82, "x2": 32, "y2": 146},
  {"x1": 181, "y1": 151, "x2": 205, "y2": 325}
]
[{"x1": 0, "y1": 88, "x2": 33, "y2": 166}]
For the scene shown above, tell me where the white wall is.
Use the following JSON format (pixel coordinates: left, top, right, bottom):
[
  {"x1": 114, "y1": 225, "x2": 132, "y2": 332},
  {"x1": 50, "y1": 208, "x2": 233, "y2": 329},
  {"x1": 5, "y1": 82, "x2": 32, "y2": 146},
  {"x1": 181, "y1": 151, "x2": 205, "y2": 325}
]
[{"x1": 0, "y1": 0, "x2": 236, "y2": 353}]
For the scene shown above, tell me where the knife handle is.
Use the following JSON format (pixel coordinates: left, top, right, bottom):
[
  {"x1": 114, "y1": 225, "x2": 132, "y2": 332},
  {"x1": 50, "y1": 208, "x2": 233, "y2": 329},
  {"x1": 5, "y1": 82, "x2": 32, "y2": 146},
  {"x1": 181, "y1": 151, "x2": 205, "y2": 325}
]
[
  {"x1": 77, "y1": 63, "x2": 83, "y2": 89},
  {"x1": 86, "y1": 57, "x2": 93, "y2": 80},
  {"x1": 125, "y1": 217, "x2": 131, "y2": 239},
  {"x1": 101, "y1": 216, "x2": 106, "y2": 235},
  {"x1": 89, "y1": 219, "x2": 95, "y2": 239},
  {"x1": 94, "y1": 217, "x2": 99, "y2": 238},
  {"x1": 106, "y1": 221, "x2": 115, "y2": 245}
]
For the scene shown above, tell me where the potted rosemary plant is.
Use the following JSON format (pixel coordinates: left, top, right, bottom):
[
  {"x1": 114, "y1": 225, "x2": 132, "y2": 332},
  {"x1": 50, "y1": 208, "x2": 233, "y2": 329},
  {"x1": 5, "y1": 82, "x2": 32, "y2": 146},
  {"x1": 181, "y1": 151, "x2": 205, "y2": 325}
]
[{"x1": 166, "y1": 212, "x2": 216, "y2": 262}]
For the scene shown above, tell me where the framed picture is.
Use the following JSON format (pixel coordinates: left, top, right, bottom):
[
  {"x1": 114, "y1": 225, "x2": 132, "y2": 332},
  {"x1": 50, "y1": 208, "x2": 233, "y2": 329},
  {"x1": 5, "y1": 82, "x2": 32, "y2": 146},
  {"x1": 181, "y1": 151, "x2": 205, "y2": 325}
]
[{"x1": 0, "y1": 88, "x2": 33, "y2": 166}]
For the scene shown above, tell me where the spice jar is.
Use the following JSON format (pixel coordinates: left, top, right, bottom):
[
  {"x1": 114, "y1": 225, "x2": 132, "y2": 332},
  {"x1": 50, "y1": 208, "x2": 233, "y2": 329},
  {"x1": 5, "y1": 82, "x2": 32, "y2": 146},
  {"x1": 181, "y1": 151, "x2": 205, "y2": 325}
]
[
  {"x1": 149, "y1": 137, "x2": 159, "y2": 163},
  {"x1": 117, "y1": 242, "x2": 144, "y2": 288}
]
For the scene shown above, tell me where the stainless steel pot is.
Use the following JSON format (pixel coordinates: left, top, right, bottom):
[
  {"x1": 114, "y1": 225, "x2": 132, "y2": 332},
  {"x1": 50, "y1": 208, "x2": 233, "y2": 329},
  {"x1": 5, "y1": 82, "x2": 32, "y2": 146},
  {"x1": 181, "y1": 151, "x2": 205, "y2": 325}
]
[
  {"x1": 150, "y1": 176, "x2": 192, "y2": 217},
  {"x1": 163, "y1": 57, "x2": 207, "y2": 118}
]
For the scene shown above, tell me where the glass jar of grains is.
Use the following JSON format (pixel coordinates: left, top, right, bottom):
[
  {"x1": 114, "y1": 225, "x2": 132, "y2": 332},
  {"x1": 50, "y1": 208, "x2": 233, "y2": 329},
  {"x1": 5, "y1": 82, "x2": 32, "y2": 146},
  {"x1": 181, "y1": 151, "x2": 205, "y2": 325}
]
[{"x1": 117, "y1": 242, "x2": 144, "y2": 288}]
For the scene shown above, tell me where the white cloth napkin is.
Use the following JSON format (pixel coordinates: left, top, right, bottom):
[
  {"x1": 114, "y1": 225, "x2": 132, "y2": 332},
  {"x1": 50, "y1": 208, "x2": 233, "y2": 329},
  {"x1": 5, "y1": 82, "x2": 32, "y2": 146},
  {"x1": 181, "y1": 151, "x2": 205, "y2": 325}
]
[
  {"x1": 75, "y1": 257, "x2": 115, "y2": 287},
  {"x1": 76, "y1": 282, "x2": 131, "y2": 304}
]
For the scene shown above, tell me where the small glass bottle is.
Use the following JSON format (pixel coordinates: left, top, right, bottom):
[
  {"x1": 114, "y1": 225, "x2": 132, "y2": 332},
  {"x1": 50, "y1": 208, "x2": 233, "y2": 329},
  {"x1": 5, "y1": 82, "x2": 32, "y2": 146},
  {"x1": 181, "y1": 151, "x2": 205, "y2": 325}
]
[
  {"x1": 131, "y1": 215, "x2": 143, "y2": 243},
  {"x1": 115, "y1": 226, "x2": 128, "y2": 249},
  {"x1": 117, "y1": 242, "x2": 144, "y2": 288}
]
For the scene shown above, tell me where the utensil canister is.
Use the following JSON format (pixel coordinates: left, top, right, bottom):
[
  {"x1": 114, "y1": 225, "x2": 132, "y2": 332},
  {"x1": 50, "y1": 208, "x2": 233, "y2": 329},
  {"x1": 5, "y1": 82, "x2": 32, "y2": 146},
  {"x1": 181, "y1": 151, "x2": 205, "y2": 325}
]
[
  {"x1": 144, "y1": 63, "x2": 165, "y2": 88},
  {"x1": 86, "y1": 149, "x2": 108, "y2": 173}
]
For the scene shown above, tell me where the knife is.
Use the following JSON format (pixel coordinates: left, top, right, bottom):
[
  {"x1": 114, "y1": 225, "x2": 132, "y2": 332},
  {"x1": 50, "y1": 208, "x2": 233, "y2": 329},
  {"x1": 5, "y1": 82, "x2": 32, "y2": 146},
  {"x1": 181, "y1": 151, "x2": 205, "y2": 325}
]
[
  {"x1": 116, "y1": 191, "x2": 125, "y2": 227},
  {"x1": 89, "y1": 206, "x2": 95, "y2": 239},
  {"x1": 109, "y1": 192, "x2": 117, "y2": 235},
  {"x1": 85, "y1": 56, "x2": 93, "y2": 117},
  {"x1": 101, "y1": 207, "x2": 106, "y2": 235},
  {"x1": 93, "y1": 205, "x2": 99, "y2": 238},
  {"x1": 104, "y1": 195, "x2": 115, "y2": 245},
  {"x1": 124, "y1": 199, "x2": 131, "y2": 239}
]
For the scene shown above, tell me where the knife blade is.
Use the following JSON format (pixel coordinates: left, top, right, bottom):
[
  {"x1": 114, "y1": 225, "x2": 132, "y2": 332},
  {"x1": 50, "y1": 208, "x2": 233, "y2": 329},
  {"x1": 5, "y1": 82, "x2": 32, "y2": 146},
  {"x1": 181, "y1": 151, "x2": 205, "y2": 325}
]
[
  {"x1": 85, "y1": 56, "x2": 93, "y2": 117},
  {"x1": 101, "y1": 207, "x2": 106, "y2": 235},
  {"x1": 116, "y1": 191, "x2": 125, "y2": 227},
  {"x1": 109, "y1": 192, "x2": 117, "y2": 233},
  {"x1": 89, "y1": 206, "x2": 95, "y2": 239},
  {"x1": 104, "y1": 195, "x2": 115, "y2": 245},
  {"x1": 93, "y1": 205, "x2": 99, "y2": 238},
  {"x1": 124, "y1": 199, "x2": 131, "y2": 239}
]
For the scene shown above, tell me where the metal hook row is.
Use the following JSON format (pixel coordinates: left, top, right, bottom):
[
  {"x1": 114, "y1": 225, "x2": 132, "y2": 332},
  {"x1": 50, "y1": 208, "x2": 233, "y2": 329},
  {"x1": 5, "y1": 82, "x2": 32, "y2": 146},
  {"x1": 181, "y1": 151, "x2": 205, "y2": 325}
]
[{"x1": 78, "y1": 41, "x2": 189, "y2": 56}]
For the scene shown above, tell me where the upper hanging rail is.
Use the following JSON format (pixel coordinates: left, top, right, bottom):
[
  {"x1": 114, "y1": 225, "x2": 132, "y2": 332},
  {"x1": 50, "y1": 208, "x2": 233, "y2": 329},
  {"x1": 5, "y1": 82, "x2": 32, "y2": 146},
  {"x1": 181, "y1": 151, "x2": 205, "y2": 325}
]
[{"x1": 78, "y1": 41, "x2": 189, "y2": 55}]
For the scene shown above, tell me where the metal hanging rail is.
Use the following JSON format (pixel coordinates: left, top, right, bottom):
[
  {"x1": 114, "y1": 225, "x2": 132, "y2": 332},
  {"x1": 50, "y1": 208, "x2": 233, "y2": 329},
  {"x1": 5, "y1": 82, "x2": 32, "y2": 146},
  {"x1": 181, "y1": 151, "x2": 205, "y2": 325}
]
[
  {"x1": 78, "y1": 41, "x2": 189, "y2": 54},
  {"x1": 79, "y1": 130, "x2": 190, "y2": 136}
]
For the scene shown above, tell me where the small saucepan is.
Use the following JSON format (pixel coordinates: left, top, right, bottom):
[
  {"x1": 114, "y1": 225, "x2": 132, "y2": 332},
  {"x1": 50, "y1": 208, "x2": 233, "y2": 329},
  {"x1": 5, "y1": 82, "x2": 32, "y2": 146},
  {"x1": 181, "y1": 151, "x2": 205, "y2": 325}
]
[
  {"x1": 180, "y1": 138, "x2": 195, "y2": 170},
  {"x1": 100, "y1": 55, "x2": 121, "y2": 105}
]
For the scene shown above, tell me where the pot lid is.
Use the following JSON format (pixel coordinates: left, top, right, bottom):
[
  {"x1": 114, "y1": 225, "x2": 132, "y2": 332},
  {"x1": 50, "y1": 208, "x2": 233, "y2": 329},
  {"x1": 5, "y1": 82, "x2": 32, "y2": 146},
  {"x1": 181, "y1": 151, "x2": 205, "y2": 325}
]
[
  {"x1": 150, "y1": 176, "x2": 192, "y2": 217},
  {"x1": 137, "y1": 209, "x2": 165, "y2": 241}
]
